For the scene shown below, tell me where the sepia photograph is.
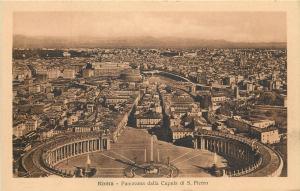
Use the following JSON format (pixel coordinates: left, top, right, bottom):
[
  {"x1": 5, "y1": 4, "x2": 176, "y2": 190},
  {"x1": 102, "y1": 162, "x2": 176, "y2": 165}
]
[
  {"x1": 12, "y1": 11, "x2": 287, "y2": 178},
  {"x1": 1, "y1": 1, "x2": 300, "y2": 191}
]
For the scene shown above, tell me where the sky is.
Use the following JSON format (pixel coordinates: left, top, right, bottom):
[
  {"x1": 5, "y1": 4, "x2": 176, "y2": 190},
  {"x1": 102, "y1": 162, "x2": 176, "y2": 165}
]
[{"x1": 13, "y1": 11, "x2": 287, "y2": 43}]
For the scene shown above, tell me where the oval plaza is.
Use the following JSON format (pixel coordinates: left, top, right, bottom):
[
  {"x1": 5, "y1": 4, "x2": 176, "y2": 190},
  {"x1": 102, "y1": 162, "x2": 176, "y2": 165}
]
[{"x1": 21, "y1": 127, "x2": 283, "y2": 177}]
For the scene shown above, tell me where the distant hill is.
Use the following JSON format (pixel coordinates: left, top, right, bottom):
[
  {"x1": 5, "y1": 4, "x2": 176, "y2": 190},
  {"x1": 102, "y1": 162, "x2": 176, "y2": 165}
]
[{"x1": 13, "y1": 35, "x2": 287, "y2": 49}]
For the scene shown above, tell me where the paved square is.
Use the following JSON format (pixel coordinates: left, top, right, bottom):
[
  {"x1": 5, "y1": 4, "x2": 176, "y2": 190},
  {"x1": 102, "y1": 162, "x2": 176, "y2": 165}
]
[{"x1": 56, "y1": 127, "x2": 227, "y2": 177}]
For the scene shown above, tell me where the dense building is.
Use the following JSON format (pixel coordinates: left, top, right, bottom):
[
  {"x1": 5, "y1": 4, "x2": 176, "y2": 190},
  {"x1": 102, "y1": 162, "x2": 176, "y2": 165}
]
[
  {"x1": 226, "y1": 116, "x2": 250, "y2": 133},
  {"x1": 136, "y1": 111, "x2": 163, "y2": 129},
  {"x1": 234, "y1": 86, "x2": 240, "y2": 99},
  {"x1": 92, "y1": 62, "x2": 131, "y2": 78},
  {"x1": 211, "y1": 94, "x2": 227, "y2": 111},
  {"x1": 252, "y1": 119, "x2": 276, "y2": 129},
  {"x1": 28, "y1": 84, "x2": 41, "y2": 94},
  {"x1": 171, "y1": 126, "x2": 194, "y2": 141},
  {"x1": 63, "y1": 68, "x2": 76, "y2": 79},
  {"x1": 13, "y1": 123, "x2": 27, "y2": 138},
  {"x1": 120, "y1": 69, "x2": 142, "y2": 82},
  {"x1": 47, "y1": 69, "x2": 61, "y2": 79},
  {"x1": 83, "y1": 69, "x2": 94, "y2": 78},
  {"x1": 11, "y1": 47, "x2": 287, "y2": 178},
  {"x1": 249, "y1": 126, "x2": 280, "y2": 144}
]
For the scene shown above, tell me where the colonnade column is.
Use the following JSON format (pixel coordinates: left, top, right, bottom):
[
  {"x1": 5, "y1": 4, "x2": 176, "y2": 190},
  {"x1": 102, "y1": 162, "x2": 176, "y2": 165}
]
[
  {"x1": 54, "y1": 150, "x2": 57, "y2": 163},
  {"x1": 225, "y1": 142, "x2": 228, "y2": 155},
  {"x1": 45, "y1": 137, "x2": 110, "y2": 167},
  {"x1": 107, "y1": 138, "x2": 110, "y2": 150},
  {"x1": 63, "y1": 146, "x2": 66, "y2": 159},
  {"x1": 99, "y1": 138, "x2": 102, "y2": 151},
  {"x1": 57, "y1": 148, "x2": 60, "y2": 161},
  {"x1": 205, "y1": 138, "x2": 207, "y2": 150},
  {"x1": 72, "y1": 143, "x2": 75, "y2": 156},
  {"x1": 67, "y1": 145, "x2": 69, "y2": 157},
  {"x1": 83, "y1": 141, "x2": 85, "y2": 153},
  {"x1": 60, "y1": 147, "x2": 63, "y2": 160},
  {"x1": 64, "y1": 145, "x2": 67, "y2": 159},
  {"x1": 194, "y1": 138, "x2": 198, "y2": 149}
]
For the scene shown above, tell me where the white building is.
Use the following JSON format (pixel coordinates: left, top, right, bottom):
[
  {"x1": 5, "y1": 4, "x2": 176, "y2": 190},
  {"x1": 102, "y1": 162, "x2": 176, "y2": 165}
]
[
  {"x1": 252, "y1": 119, "x2": 276, "y2": 129},
  {"x1": 67, "y1": 115, "x2": 79, "y2": 125},
  {"x1": 63, "y1": 69, "x2": 76, "y2": 79},
  {"x1": 47, "y1": 69, "x2": 61, "y2": 79},
  {"x1": 13, "y1": 123, "x2": 26, "y2": 138},
  {"x1": 28, "y1": 85, "x2": 41, "y2": 94}
]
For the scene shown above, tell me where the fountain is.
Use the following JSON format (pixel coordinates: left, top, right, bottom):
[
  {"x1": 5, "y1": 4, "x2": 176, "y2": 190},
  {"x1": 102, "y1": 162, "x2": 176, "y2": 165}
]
[
  {"x1": 210, "y1": 152, "x2": 223, "y2": 177},
  {"x1": 124, "y1": 134, "x2": 179, "y2": 178},
  {"x1": 74, "y1": 154, "x2": 97, "y2": 177}
]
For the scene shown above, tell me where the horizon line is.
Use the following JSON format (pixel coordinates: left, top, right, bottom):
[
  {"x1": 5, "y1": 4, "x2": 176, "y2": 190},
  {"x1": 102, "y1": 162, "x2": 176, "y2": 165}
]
[{"x1": 13, "y1": 34, "x2": 287, "y2": 44}]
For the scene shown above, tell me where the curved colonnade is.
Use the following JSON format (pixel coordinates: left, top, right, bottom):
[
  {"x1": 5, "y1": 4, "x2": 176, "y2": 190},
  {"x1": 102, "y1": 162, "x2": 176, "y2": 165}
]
[
  {"x1": 194, "y1": 130, "x2": 283, "y2": 177},
  {"x1": 22, "y1": 130, "x2": 283, "y2": 177},
  {"x1": 22, "y1": 132, "x2": 110, "y2": 177}
]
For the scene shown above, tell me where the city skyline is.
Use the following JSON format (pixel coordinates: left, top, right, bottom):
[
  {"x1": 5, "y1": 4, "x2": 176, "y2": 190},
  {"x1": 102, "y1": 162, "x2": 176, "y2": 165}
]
[
  {"x1": 12, "y1": 47, "x2": 287, "y2": 178},
  {"x1": 11, "y1": 10, "x2": 287, "y2": 180}
]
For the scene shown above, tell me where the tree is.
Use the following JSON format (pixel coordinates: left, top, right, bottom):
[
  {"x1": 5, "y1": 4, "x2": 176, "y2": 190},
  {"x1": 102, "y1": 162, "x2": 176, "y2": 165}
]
[{"x1": 259, "y1": 92, "x2": 276, "y2": 105}]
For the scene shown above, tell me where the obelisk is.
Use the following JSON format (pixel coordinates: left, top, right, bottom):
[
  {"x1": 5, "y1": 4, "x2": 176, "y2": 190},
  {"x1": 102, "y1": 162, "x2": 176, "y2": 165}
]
[
  {"x1": 86, "y1": 154, "x2": 91, "y2": 172},
  {"x1": 150, "y1": 135, "x2": 154, "y2": 162},
  {"x1": 144, "y1": 148, "x2": 147, "y2": 163},
  {"x1": 213, "y1": 152, "x2": 218, "y2": 165}
]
